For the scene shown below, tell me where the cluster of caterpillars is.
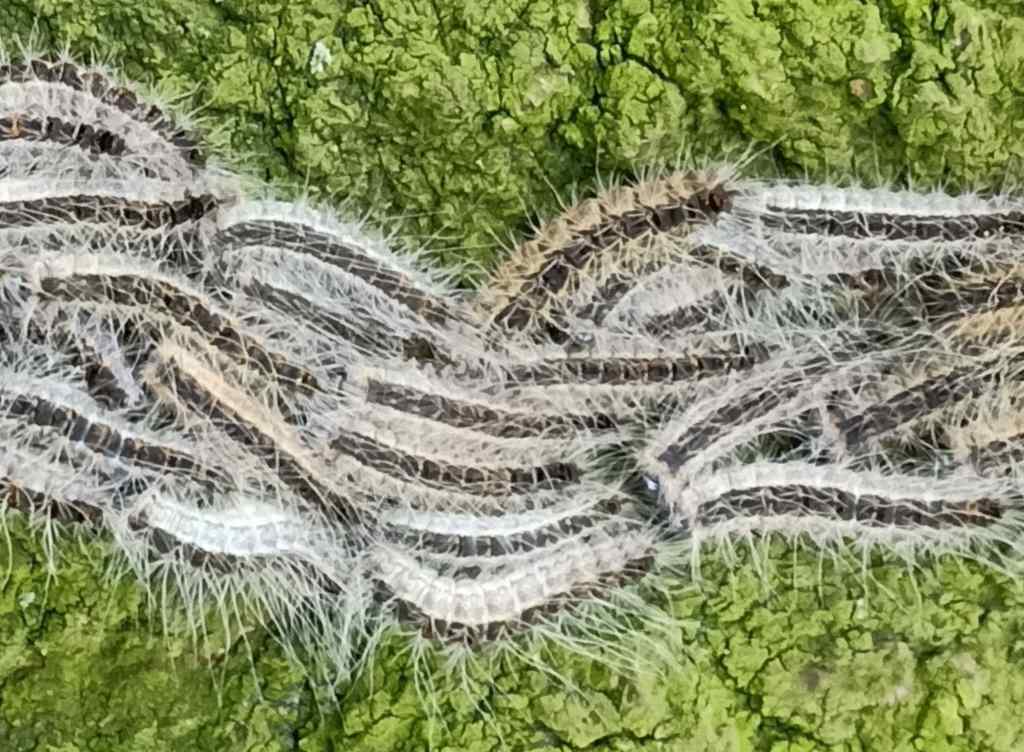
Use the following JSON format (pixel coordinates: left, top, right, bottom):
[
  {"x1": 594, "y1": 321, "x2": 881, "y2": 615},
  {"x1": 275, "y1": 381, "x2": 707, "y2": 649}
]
[{"x1": 3, "y1": 50, "x2": 1024, "y2": 682}]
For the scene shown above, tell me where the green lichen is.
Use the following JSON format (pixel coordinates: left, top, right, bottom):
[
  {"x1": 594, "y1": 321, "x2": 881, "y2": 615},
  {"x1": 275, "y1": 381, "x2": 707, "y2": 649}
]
[
  {"x1": 0, "y1": 517, "x2": 316, "y2": 752},
  {"x1": 4, "y1": 0, "x2": 1024, "y2": 748},
  {"x1": 4, "y1": 525, "x2": 1024, "y2": 749}
]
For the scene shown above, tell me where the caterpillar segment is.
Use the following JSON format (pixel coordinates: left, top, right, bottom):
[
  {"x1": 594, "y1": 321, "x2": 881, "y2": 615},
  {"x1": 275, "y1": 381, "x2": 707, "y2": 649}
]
[
  {"x1": 855, "y1": 257, "x2": 1024, "y2": 351},
  {"x1": 638, "y1": 340, "x2": 907, "y2": 494},
  {"x1": 934, "y1": 376, "x2": 1024, "y2": 474},
  {"x1": 0, "y1": 113, "x2": 130, "y2": 163},
  {"x1": 745, "y1": 183, "x2": 1024, "y2": 243},
  {"x1": 379, "y1": 495, "x2": 643, "y2": 565}
]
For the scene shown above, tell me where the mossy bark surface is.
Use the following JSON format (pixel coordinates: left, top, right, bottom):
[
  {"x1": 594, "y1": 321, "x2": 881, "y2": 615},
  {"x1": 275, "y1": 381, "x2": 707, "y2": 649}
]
[{"x1": 3, "y1": 1, "x2": 1024, "y2": 749}]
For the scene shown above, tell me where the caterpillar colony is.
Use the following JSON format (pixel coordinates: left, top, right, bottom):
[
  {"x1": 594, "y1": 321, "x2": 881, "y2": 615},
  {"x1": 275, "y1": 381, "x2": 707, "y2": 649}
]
[{"x1": 3, "y1": 46, "x2": 1024, "y2": 720}]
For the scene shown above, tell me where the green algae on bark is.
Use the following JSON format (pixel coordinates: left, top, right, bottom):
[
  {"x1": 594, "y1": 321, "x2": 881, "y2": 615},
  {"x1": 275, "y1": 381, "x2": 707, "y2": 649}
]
[
  {"x1": 0, "y1": 517, "x2": 319, "y2": 752},
  {"x1": 7, "y1": 510, "x2": 1023, "y2": 751}
]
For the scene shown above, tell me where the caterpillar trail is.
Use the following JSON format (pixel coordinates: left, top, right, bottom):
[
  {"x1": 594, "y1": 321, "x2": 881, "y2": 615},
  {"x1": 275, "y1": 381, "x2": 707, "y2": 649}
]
[
  {"x1": 665, "y1": 460, "x2": 1011, "y2": 527},
  {"x1": 1, "y1": 433, "x2": 121, "y2": 525},
  {"x1": 119, "y1": 485, "x2": 351, "y2": 578},
  {"x1": 10, "y1": 50, "x2": 1024, "y2": 733},
  {"x1": 693, "y1": 179, "x2": 1024, "y2": 295}
]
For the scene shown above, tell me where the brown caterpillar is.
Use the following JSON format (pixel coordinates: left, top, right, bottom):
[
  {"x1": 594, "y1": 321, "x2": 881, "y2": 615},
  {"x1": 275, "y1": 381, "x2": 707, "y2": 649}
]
[{"x1": 476, "y1": 170, "x2": 736, "y2": 343}]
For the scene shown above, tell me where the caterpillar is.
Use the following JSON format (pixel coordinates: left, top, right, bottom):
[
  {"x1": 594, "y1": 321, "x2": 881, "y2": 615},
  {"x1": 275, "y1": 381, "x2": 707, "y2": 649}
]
[
  {"x1": 9, "y1": 48, "x2": 1024, "y2": 743},
  {"x1": 671, "y1": 460, "x2": 1024, "y2": 578},
  {"x1": 475, "y1": 169, "x2": 736, "y2": 344},
  {"x1": 373, "y1": 519, "x2": 658, "y2": 643},
  {"x1": 20, "y1": 251, "x2": 325, "y2": 393},
  {"x1": 210, "y1": 200, "x2": 489, "y2": 367},
  {"x1": 108, "y1": 483, "x2": 380, "y2": 684},
  {"x1": 0, "y1": 52, "x2": 207, "y2": 168}
]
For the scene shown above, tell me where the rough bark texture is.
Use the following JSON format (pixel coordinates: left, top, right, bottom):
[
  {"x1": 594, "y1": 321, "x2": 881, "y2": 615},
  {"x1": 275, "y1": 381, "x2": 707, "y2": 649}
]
[{"x1": 3, "y1": 1, "x2": 1024, "y2": 749}]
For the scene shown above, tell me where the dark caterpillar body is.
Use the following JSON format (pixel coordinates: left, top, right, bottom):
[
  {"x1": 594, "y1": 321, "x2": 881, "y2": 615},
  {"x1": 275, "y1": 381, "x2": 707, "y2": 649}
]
[
  {"x1": 506, "y1": 345, "x2": 770, "y2": 388},
  {"x1": 237, "y1": 277, "x2": 457, "y2": 368},
  {"x1": 836, "y1": 359, "x2": 1016, "y2": 454},
  {"x1": 492, "y1": 183, "x2": 733, "y2": 329},
  {"x1": 365, "y1": 377, "x2": 616, "y2": 439},
  {"x1": 761, "y1": 207, "x2": 1024, "y2": 243},
  {"x1": 328, "y1": 427, "x2": 581, "y2": 497},
  {"x1": 0, "y1": 387, "x2": 227, "y2": 489},
  {"x1": 214, "y1": 220, "x2": 467, "y2": 330}
]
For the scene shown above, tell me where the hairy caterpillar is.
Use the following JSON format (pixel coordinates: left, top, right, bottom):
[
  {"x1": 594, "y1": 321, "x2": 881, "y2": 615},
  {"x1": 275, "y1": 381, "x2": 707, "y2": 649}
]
[
  {"x1": 108, "y1": 483, "x2": 381, "y2": 684},
  {"x1": 21, "y1": 251, "x2": 325, "y2": 392},
  {"x1": 0, "y1": 177, "x2": 220, "y2": 229},
  {"x1": 373, "y1": 519, "x2": 657, "y2": 642},
  {"x1": 0, "y1": 344, "x2": 245, "y2": 494},
  {"x1": 138, "y1": 337, "x2": 363, "y2": 522},
  {"x1": 210, "y1": 200, "x2": 490, "y2": 367},
  {"x1": 475, "y1": 169, "x2": 736, "y2": 344},
  {"x1": 0, "y1": 52, "x2": 228, "y2": 209},
  {"x1": 673, "y1": 459, "x2": 1024, "y2": 578},
  {"x1": 10, "y1": 48, "x2": 1024, "y2": 744}
]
